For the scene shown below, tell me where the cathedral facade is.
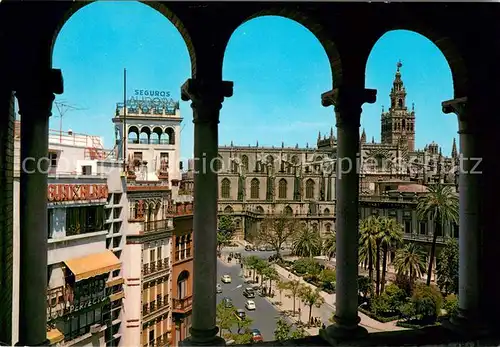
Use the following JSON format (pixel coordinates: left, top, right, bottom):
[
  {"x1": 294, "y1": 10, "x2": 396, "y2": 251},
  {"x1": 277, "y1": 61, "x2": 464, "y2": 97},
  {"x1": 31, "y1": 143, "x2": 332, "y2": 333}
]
[{"x1": 216, "y1": 62, "x2": 458, "y2": 241}]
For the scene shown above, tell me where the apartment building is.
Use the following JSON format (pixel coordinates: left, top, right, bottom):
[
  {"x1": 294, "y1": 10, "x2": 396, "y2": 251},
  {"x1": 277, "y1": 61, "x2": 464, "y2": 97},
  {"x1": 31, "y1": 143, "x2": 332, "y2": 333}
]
[{"x1": 12, "y1": 122, "x2": 127, "y2": 346}]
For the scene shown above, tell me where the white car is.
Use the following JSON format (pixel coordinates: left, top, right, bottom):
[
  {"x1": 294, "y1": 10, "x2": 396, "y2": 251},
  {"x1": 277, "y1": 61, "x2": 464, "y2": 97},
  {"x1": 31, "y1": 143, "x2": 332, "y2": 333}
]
[
  {"x1": 245, "y1": 300, "x2": 256, "y2": 310},
  {"x1": 221, "y1": 274, "x2": 232, "y2": 283}
]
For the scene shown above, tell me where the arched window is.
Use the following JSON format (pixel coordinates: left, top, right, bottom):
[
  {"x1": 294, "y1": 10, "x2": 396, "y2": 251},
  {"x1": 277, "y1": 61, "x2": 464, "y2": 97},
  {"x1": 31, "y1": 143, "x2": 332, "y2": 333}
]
[
  {"x1": 241, "y1": 155, "x2": 249, "y2": 172},
  {"x1": 326, "y1": 224, "x2": 331, "y2": 232},
  {"x1": 324, "y1": 208, "x2": 330, "y2": 216},
  {"x1": 255, "y1": 206, "x2": 264, "y2": 214},
  {"x1": 284, "y1": 206, "x2": 293, "y2": 215},
  {"x1": 305, "y1": 179, "x2": 315, "y2": 199},
  {"x1": 250, "y1": 178, "x2": 260, "y2": 199},
  {"x1": 221, "y1": 178, "x2": 230, "y2": 199},
  {"x1": 278, "y1": 179, "x2": 287, "y2": 199},
  {"x1": 214, "y1": 155, "x2": 223, "y2": 172},
  {"x1": 224, "y1": 205, "x2": 233, "y2": 213},
  {"x1": 177, "y1": 271, "x2": 190, "y2": 299}
]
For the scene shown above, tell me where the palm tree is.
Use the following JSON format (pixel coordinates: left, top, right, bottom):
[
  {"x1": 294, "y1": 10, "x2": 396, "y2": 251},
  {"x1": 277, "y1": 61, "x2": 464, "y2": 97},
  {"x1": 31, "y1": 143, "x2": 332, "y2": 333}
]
[
  {"x1": 322, "y1": 231, "x2": 336, "y2": 261},
  {"x1": 378, "y1": 217, "x2": 404, "y2": 293},
  {"x1": 417, "y1": 183, "x2": 458, "y2": 285},
  {"x1": 358, "y1": 216, "x2": 380, "y2": 284},
  {"x1": 291, "y1": 226, "x2": 322, "y2": 258},
  {"x1": 298, "y1": 285, "x2": 325, "y2": 326},
  {"x1": 393, "y1": 243, "x2": 427, "y2": 284}
]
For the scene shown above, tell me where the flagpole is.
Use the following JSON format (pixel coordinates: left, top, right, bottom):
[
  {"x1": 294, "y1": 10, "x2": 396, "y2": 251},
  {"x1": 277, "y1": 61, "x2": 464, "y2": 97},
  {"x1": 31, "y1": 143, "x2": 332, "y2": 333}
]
[{"x1": 123, "y1": 68, "x2": 127, "y2": 173}]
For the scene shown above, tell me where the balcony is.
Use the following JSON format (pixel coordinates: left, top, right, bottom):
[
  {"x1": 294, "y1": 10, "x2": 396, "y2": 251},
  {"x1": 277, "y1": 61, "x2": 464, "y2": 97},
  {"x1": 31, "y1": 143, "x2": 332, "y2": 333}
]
[
  {"x1": 172, "y1": 295, "x2": 192, "y2": 313},
  {"x1": 143, "y1": 296, "x2": 170, "y2": 321},
  {"x1": 142, "y1": 219, "x2": 170, "y2": 234},
  {"x1": 143, "y1": 258, "x2": 170, "y2": 278}
]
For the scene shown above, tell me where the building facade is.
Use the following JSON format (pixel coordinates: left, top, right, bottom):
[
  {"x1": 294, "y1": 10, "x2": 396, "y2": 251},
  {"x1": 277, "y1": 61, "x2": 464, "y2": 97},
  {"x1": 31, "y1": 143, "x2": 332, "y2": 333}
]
[{"x1": 13, "y1": 123, "x2": 127, "y2": 346}]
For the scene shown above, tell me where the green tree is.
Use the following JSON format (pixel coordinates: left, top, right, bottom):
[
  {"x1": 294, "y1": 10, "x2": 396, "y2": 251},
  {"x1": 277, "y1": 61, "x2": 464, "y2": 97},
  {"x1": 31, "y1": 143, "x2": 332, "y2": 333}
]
[
  {"x1": 262, "y1": 266, "x2": 279, "y2": 295},
  {"x1": 277, "y1": 280, "x2": 288, "y2": 303},
  {"x1": 291, "y1": 226, "x2": 322, "y2": 258},
  {"x1": 411, "y1": 283, "x2": 443, "y2": 322},
  {"x1": 216, "y1": 301, "x2": 237, "y2": 336},
  {"x1": 417, "y1": 183, "x2": 459, "y2": 286},
  {"x1": 219, "y1": 215, "x2": 236, "y2": 233},
  {"x1": 274, "y1": 318, "x2": 291, "y2": 341},
  {"x1": 358, "y1": 275, "x2": 373, "y2": 300},
  {"x1": 258, "y1": 212, "x2": 298, "y2": 257},
  {"x1": 358, "y1": 216, "x2": 380, "y2": 284},
  {"x1": 443, "y1": 294, "x2": 458, "y2": 318},
  {"x1": 322, "y1": 231, "x2": 336, "y2": 261},
  {"x1": 217, "y1": 230, "x2": 232, "y2": 253},
  {"x1": 284, "y1": 279, "x2": 302, "y2": 314},
  {"x1": 436, "y1": 238, "x2": 459, "y2": 295},
  {"x1": 243, "y1": 255, "x2": 261, "y2": 281},
  {"x1": 299, "y1": 285, "x2": 325, "y2": 325},
  {"x1": 290, "y1": 327, "x2": 307, "y2": 339},
  {"x1": 378, "y1": 217, "x2": 403, "y2": 293},
  {"x1": 393, "y1": 243, "x2": 427, "y2": 285}
]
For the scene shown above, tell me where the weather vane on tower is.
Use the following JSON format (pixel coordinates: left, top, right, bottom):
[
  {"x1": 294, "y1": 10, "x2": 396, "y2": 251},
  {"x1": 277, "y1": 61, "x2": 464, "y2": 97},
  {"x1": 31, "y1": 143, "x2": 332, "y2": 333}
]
[{"x1": 397, "y1": 60, "x2": 403, "y2": 71}]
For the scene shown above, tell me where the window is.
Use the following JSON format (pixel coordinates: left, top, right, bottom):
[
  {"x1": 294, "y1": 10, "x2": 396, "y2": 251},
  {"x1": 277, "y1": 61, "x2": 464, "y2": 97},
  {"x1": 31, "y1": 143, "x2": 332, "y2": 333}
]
[
  {"x1": 404, "y1": 221, "x2": 411, "y2": 234},
  {"x1": 82, "y1": 165, "x2": 92, "y2": 175},
  {"x1": 150, "y1": 249, "x2": 155, "y2": 263},
  {"x1": 241, "y1": 155, "x2": 249, "y2": 172},
  {"x1": 326, "y1": 224, "x2": 331, "y2": 232},
  {"x1": 65, "y1": 206, "x2": 105, "y2": 236},
  {"x1": 419, "y1": 222, "x2": 427, "y2": 235},
  {"x1": 214, "y1": 156, "x2": 223, "y2": 172},
  {"x1": 157, "y1": 246, "x2": 162, "y2": 260},
  {"x1": 250, "y1": 178, "x2": 260, "y2": 199},
  {"x1": 47, "y1": 209, "x2": 53, "y2": 238},
  {"x1": 324, "y1": 208, "x2": 330, "y2": 216},
  {"x1": 160, "y1": 152, "x2": 169, "y2": 171},
  {"x1": 133, "y1": 152, "x2": 143, "y2": 160},
  {"x1": 113, "y1": 193, "x2": 121, "y2": 205},
  {"x1": 221, "y1": 178, "x2": 230, "y2": 199},
  {"x1": 49, "y1": 152, "x2": 58, "y2": 167},
  {"x1": 278, "y1": 179, "x2": 287, "y2": 199},
  {"x1": 305, "y1": 179, "x2": 315, "y2": 199}
]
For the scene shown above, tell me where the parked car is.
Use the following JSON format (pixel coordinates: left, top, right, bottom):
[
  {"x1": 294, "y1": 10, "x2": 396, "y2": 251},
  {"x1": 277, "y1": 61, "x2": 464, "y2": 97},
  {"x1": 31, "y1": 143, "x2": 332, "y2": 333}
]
[
  {"x1": 251, "y1": 329, "x2": 263, "y2": 342},
  {"x1": 222, "y1": 297, "x2": 233, "y2": 308},
  {"x1": 221, "y1": 274, "x2": 232, "y2": 283},
  {"x1": 235, "y1": 309, "x2": 246, "y2": 320},
  {"x1": 258, "y1": 245, "x2": 267, "y2": 251},
  {"x1": 245, "y1": 300, "x2": 256, "y2": 310},
  {"x1": 216, "y1": 284, "x2": 222, "y2": 294},
  {"x1": 268, "y1": 254, "x2": 282, "y2": 262},
  {"x1": 244, "y1": 245, "x2": 255, "y2": 251},
  {"x1": 243, "y1": 288, "x2": 255, "y2": 298}
]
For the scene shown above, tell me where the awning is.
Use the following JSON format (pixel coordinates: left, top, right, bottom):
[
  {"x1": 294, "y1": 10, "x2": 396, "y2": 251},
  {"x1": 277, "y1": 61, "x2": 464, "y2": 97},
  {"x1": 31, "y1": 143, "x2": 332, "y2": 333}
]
[
  {"x1": 64, "y1": 250, "x2": 121, "y2": 281},
  {"x1": 47, "y1": 328, "x2": 64, "y2": 345}
]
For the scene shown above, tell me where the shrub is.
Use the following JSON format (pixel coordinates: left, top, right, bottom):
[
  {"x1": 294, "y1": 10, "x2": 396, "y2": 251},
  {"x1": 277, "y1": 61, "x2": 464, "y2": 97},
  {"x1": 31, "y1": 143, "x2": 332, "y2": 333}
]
[
  {"x1": 358, "y1": 276, "x2": 373, "y2": 299},
  {"x1": 319, "y1": 268, "x2": 336, "y2": 283},
  {"x1": 443, "y1": 294, "x2": 458, "y2": 318},
  {"x1": 383, "y1": 284, "x2": 407, "y2": 312},
  {"x1": 399, "y1": 300, "x2": 416, "y2": 320},
  {"x1": 292, "y1": 258, "x2": 321, "y2": 275},
  {"x1": 411, "y1": 283, "x2": 443, "y2": 322}
]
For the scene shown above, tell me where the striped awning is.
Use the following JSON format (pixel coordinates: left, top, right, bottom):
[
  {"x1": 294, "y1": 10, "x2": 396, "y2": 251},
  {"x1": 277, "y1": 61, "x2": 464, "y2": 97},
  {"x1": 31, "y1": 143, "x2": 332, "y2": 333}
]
[{"x1": 64, "y1": 250, "x2": 121, "y2": 282}]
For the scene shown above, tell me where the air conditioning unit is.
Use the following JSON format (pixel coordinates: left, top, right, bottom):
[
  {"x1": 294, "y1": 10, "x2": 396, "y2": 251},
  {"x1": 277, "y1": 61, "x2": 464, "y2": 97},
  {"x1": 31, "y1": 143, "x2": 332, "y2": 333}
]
[{"x1": 90, "y1": 324, "x2": 101, "y2": 334}]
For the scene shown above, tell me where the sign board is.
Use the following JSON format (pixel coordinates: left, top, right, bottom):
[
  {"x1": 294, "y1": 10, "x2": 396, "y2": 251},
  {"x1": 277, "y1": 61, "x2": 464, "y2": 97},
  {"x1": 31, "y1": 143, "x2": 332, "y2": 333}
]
[
  {"x1": 127, "y1": 89, "x2": 178, "y2": 111},
  {"x1": 48, "y1": 184, "x2": 109, "y2": 202}
]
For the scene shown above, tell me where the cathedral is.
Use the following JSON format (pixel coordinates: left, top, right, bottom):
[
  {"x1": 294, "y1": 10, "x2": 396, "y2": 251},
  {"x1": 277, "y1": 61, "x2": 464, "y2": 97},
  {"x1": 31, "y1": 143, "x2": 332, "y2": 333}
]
[{"x1": 215, "y1": 62, "x2": 457, "y2": 240}]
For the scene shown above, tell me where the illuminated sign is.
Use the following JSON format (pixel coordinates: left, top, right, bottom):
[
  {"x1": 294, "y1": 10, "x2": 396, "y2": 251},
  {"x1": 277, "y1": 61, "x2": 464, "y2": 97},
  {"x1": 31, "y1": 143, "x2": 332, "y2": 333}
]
[{"x1": 48, "y1": 184, "x2": 109, "y2": 202}]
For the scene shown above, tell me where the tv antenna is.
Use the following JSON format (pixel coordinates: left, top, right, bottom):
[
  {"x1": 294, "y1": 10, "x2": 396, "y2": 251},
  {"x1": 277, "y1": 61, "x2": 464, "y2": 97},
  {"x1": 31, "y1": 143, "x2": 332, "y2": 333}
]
[{"x1": 53, "y1": 101, "x2": 86, "y2": 143}]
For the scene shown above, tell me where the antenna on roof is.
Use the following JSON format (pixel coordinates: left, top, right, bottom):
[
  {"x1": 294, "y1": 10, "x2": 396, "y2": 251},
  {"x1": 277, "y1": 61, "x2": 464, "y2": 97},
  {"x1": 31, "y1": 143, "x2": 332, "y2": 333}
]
[{"x1": 54, "y1": 101, "x2": 86, "y2": 143}]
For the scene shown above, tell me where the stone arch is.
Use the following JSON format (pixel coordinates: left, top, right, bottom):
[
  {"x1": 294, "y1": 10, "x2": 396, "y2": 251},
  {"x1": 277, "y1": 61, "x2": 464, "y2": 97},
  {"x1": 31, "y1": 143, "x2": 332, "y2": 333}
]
[
  {"x1": 221, "y1": 178, "x2": 231, "y2": 199},
  {"x1": 367, "y1": 28, "x2": 466, "y2": 97},
  {"x1": 225, "y1": 11, "x2": 342, "y2": 86},
  {"x1": 250, "y1": 178, "x2": 260, "y2": 199},
  {"x1": 165, "y1": 127, "x2": 175, "y2": 145},
  {"x1": 128, "y1": 125, "x2": 139, "y2": 144},
  {"x1": 139, "y1": 126, "x2": 151, "y2": 144},
  {"x1": 224, "y1": 205, "x2": 234, "y2": 213},
  {"x1": 49, "y1": 2, "x2": 196, "y2": 75},
  {"x1": 284, "y1": 205, "x2": 293, "y2": 215},
  {"x1": 151, "y1": 126, "x2": 163, "y2": 144},
  {"x1": 255, "y1": 205, "x2": 264, "y2": 214}
]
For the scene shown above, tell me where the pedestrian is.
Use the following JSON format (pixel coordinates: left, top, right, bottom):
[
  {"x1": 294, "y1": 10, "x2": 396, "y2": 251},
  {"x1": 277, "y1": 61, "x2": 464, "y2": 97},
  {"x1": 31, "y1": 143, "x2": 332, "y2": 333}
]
[{"x1": 322, "y1": 323, "x2": 326, "y2": 330}]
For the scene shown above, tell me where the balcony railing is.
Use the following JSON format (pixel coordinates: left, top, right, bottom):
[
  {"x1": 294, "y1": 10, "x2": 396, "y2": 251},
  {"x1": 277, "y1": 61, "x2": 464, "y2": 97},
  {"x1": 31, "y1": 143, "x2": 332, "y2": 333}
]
[
  {"x1": 143, "y1": 219, "x2": 169, "y2": 233},
  {"x1": 404, "y1": 232, "x2": 449, "y2": 244},
  {"x1": 172, "y1": 295, "x2": 192, "y2": 312},
  {"x1": 143, "y1": 258, "x2": 170, "y2": 276},
  {"x1": 143, "y1": 296, "x2": 170, "y2": 317}
]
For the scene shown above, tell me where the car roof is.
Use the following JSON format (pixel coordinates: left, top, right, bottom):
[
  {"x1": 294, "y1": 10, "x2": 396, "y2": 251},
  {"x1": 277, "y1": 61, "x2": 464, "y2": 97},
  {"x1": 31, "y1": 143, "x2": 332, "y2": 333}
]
[
  {"x1": 246, "y1": 300, "x2": 255, "y2": 303},
  {"x1": 237, "y1": 309, "x2": 245, "y2": 312},
  {"x1": 245, "y1": 287, "x2": 254, "y2": 290},
  {"x1": 252, "y1": 328, "x2": 261, "y2": 333}
]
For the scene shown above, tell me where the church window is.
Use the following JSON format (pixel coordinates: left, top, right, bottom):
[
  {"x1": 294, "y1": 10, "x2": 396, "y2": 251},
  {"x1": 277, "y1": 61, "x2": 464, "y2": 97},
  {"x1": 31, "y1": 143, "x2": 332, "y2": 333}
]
[
  {"x1": 278, "y1": 179, "x2": 287, "y2": 199},
  {"x1": 398, "y1": 99, "x2": 403, "y2": 108},
  {"x1": 250, "y1": 178, "x2": 260, "y2": 199},
  {"x1": 305, "y1": 179, "x2": 315, "y2": 199},
  {"x1": 402, "y1": 119, "x2": 406, "y2": 129},
  {"x1": 284, "y1": 206, "x2": 293, "y2": 215},
  {"x1": 221, "y1": 178, "x2": 230, "y2": 199},
  {"x1": 214, "y1": 155, "x2": 223, "y2": 172},
  {"x1": 241, "y1": 155, "x2": 249, "y2": 172}
]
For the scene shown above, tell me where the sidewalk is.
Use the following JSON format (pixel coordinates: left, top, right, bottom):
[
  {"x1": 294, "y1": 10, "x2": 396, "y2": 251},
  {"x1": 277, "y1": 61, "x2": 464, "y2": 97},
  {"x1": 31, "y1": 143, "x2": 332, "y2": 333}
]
[{"x1": 270, "y1": 264, "x2": 406, "y2": 333}]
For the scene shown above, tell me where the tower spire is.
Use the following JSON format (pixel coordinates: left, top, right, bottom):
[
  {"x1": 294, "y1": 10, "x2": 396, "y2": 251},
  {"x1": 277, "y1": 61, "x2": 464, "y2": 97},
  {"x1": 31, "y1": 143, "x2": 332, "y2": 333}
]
[
  {"x1": 451, "y1": 138, "x2": 458, "y2": 158},
  {"x1": 360, "y1": 128, "x2": 366, "y2": 143}
]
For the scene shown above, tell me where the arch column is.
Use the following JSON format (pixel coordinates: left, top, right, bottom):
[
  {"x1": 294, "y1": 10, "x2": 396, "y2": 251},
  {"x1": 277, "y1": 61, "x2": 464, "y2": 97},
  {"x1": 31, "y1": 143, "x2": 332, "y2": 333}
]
[
  {"x1": 442, "y1": 97, "x2": 484, "y2": 334},
  {"x1": 180, "y1": 78, "x2": 233, "y2": 346},
  {"x1": 15, "y1": 69, "x2": 63, "y2": 346},
  {"x1": 319, "y1": 86, "x2": 376, "y2": 342}
]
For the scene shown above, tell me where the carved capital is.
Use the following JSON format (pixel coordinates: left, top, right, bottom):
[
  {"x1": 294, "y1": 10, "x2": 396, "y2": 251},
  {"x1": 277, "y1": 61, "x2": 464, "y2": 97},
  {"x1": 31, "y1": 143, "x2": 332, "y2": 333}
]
[
  {"x1": 15, "y1": 69, "x2": 63, "y2": 118},
  {"x1": 442, "y1": 97, "x2": 472, "y2": 134},
  {"x1": 181, "y1": 79, "x2": 233, "y2": 123},
  {"x1": 322, "y1": 87, "x2": 377, "y2": 128}
]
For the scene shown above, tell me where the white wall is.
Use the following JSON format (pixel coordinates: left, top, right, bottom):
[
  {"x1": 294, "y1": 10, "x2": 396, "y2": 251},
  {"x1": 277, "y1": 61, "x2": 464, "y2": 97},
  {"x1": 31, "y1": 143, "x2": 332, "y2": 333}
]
[{"x1": 122, "y1": 243, "x2": 142, "y2": 347}]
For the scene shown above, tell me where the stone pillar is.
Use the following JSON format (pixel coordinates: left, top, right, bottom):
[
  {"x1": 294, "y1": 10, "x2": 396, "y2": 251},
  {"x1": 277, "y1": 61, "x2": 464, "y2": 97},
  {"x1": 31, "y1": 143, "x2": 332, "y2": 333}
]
[
  {"x1": 320, "y1": 87, "x2": 376, "y2": 342},
  {"x1": 442, "y1": 97, "x2": 483, "y2": 334},
  {"x1": 180, "y1": 79, "x2": 233, "y2": 346},
  {"x1": 15, "y1": 69, "x2": 63, "y2": 346}
]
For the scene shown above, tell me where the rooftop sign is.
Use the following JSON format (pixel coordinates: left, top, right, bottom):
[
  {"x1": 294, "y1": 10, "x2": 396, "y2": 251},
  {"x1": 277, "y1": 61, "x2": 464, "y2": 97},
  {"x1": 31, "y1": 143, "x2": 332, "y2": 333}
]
[
  {"x1": 119, "y1": 89, "x2": 179, "y2": 113},
  {"x1": 48, "y1": 184, "x2": 108, "y2": 202}
]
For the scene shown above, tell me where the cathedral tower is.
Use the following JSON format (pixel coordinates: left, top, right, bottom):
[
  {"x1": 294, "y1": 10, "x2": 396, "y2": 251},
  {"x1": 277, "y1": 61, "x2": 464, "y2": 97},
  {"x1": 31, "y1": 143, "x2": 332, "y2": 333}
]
[{"x1": 380, "y1": 61, "x2": 415, "y2": 151}]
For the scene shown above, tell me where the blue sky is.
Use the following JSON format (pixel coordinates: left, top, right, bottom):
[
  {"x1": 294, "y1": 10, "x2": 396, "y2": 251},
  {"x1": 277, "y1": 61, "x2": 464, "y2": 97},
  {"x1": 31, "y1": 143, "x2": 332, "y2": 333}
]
[{"x1": 51, "y1": 1, "x2": 458, "y2": 162}]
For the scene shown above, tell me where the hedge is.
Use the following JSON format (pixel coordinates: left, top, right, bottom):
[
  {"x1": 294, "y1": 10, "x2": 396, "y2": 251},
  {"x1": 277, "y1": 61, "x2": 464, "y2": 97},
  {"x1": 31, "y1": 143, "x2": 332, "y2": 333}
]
[
  {"x1": 396, "y1": 320, "x2": 440, "y2": 329},
  {"x1": 358, "y1": 306, "x2": 399, "y2": 323}
]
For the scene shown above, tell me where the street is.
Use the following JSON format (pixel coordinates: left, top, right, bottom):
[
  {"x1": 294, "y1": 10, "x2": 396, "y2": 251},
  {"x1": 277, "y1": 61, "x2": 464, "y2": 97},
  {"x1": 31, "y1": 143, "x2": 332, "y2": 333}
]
[{"x1": 217, "y1": 258, "x2": 289, "y2": 341}]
